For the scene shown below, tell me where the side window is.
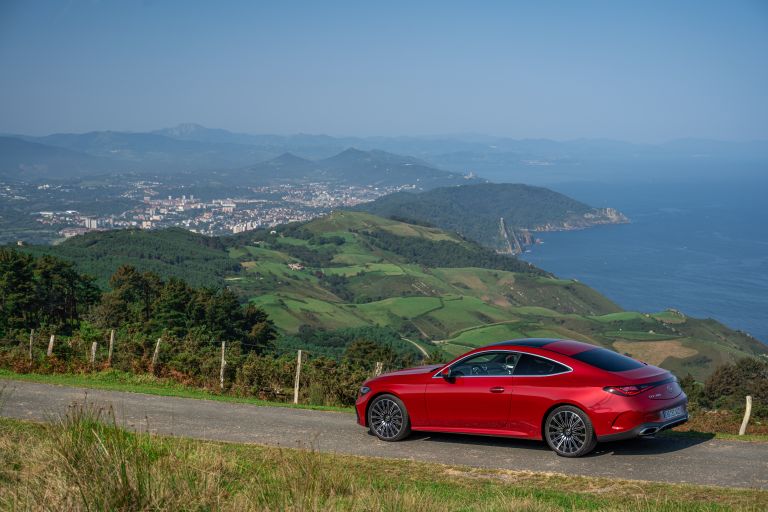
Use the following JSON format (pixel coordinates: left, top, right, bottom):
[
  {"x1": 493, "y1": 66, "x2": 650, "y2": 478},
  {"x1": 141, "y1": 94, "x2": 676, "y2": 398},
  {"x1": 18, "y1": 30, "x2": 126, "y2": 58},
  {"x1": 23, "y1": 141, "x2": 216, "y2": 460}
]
[
  {"x1": 513, "y1": 354, "x2": 569, "y2": 376},
  {"x1": 450, "y1": 352, "x2": 520, "y2": 377}
]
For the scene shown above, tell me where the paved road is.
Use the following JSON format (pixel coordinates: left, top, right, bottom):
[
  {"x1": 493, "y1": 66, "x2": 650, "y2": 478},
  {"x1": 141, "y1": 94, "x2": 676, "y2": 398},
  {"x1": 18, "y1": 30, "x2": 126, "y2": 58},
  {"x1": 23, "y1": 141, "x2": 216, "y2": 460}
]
[{"x1": 1, "y1": 380, "x2": 766, "y2": 489}]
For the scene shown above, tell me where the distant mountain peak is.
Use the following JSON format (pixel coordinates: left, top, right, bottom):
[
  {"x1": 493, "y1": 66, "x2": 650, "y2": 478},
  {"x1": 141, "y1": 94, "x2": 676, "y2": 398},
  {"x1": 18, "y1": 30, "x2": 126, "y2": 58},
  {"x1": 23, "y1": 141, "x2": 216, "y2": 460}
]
[
  {"x1": 268, "y1": 152, "x2": 313, "y2": 166},
  {"x1": 162, "y1": 123, "x2": 209, "y2": 136},
  {"x1": 328, "y1": 147, "x2": 371, "y2": 159},
  {"x1": 340, "y1": 147, "x2": 368, "y2": 155},
  {"x1": 150, "y1": 123, "x2": 260, "y2": 146},
  {"x1": 325, "y1": 147, "x2": 409, "y2": 163}
]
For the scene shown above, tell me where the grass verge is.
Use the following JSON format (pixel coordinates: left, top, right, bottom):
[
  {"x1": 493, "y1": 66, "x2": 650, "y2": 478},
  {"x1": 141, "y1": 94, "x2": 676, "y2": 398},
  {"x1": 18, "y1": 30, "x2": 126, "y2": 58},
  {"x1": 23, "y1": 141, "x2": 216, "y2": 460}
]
[
  {"x1": 661, "y1": 430, "x2": 768, "y2": 443},
  {"x1": 0, "y1": 405, "x2": 766, "y2": 511},
  {"x1": 0, "y1": 368, "x2": 352, "y2": 413}
]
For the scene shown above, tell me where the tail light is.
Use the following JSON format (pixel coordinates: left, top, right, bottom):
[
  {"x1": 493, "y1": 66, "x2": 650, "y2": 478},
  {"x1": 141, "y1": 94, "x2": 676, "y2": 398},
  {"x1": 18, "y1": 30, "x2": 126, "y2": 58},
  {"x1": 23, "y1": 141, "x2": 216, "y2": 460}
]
[{"x1": 603, "y1": 384, "x2": 653, "y2": 396}]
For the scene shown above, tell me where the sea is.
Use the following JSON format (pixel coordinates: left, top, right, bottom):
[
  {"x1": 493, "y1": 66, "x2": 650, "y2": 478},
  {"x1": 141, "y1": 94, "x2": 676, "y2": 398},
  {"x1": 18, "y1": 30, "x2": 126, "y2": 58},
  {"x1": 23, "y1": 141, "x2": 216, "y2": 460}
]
[{"x1": 516, "y1": 179, "x2": 768, "y2": 344}]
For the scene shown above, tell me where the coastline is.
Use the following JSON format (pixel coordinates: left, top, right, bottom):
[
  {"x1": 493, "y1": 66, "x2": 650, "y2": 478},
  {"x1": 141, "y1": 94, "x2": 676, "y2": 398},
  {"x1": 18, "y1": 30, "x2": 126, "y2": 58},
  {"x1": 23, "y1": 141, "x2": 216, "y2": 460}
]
[{"x1": 519, "y1": 204, "x2": 768, "y2": 344}]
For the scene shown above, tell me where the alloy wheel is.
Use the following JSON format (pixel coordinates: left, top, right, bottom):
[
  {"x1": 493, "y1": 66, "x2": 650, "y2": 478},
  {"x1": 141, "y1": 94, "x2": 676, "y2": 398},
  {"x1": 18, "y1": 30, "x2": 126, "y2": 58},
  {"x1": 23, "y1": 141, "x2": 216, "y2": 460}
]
[
  {"x1": 370, "y1": 398, "x2": 404, "y2": 440},
  {"x1": 547, "y1": 410, "x2": 588, "y2": 455}
]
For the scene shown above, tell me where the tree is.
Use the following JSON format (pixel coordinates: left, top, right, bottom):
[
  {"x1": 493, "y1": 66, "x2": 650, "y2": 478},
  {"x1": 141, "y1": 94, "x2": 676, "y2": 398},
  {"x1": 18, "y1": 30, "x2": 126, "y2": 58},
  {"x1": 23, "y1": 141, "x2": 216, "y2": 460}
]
[
  {"x1": 0, "y1": 249, "x2": 36, "y2": 334},
  {"x1": 0, "y1": 249, "x2": 98, "y2": 335},
  {"x1": 152, "y1": 277, "x2": 193, "y2": 336},
  {"x1": 108, "y1": 265, "x2": 161, "y2": 323},
  {"x1": 242, "y1": 303, "x2": 276, "y2": 353},
  {"x1": 343, "y1": 338, "x2": 397, "y2": 370},
  {"x1": 703, "y1": 357, "x2": 768, "y2": 417}
]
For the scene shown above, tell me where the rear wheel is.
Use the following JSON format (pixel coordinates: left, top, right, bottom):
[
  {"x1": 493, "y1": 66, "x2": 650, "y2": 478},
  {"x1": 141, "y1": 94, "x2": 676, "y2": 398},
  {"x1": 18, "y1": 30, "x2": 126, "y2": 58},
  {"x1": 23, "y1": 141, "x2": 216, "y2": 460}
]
[
  {"x1": 368, "y1": 394, "x2": 411, "y2": 441},
  {"x1": 545, "y1": 405, "x2": 597, "y2": 457}
]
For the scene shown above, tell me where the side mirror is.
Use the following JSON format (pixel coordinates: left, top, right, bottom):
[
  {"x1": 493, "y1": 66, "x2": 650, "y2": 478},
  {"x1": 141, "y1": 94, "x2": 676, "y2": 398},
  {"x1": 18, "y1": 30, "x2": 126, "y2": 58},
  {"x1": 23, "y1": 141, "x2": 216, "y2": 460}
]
[{"x1": 440, "y1": 367, "x2": 453, "y2": 379}]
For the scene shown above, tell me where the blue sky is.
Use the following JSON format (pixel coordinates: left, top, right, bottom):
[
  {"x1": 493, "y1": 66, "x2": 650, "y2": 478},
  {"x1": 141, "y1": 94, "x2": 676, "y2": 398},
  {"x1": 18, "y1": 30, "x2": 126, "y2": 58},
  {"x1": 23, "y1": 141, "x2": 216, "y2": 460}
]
[{"x1": 0, "y1": 0, "x2": 766, "y2": 141}]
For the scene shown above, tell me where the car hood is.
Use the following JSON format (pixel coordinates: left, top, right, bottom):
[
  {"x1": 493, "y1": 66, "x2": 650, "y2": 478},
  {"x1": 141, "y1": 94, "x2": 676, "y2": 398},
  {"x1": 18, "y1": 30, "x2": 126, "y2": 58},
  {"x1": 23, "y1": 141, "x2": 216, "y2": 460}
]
[{"x1": 379, "y1": 364, "x2": 442, "y2": 378}]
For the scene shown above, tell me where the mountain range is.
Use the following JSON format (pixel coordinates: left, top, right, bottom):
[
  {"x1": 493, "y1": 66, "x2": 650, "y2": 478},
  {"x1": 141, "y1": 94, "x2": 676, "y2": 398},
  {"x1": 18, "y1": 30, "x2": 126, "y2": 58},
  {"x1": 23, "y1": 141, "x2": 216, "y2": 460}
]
[
  {"x1": 3, "y1": 123, "x2": 767, "y2": 184},
  {"x1": 0, "y1": 128, "x2": 477, "y2": 188}
]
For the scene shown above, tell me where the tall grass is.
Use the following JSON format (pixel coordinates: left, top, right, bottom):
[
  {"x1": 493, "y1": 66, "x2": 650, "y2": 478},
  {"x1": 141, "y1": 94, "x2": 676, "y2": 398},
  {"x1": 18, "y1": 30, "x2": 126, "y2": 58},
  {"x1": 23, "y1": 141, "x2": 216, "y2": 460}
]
[
  {"x1": 50, "y1": 404, "x2": 198, "y2": 509},
  {"x1": 1, "y1": 403, "x2": 766, "y2": 511},
  {"x1": 4, "y1": 403, "x2": 446, "y2": 511}
]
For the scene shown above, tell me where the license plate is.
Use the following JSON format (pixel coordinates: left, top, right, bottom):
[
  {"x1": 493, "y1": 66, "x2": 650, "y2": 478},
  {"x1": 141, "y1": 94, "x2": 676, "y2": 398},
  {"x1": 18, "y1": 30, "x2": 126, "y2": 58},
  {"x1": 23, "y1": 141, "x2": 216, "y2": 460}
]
[{"x1": 661, "y1": 405, "x2": 685, "y2": 420}]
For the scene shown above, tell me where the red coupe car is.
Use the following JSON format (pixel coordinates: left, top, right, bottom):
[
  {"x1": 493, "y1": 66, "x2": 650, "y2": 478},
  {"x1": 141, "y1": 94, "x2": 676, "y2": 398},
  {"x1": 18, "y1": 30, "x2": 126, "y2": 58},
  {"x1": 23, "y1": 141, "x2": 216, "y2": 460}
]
[{"x1": 355, "y1": 338, "x2": 688, "y2": 457}]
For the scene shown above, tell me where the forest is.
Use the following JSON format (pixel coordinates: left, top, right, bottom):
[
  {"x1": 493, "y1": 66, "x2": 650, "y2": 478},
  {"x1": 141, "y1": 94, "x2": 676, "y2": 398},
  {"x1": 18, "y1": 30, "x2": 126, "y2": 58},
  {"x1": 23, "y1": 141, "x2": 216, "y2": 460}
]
[
  {"x1": 0, "y1": 247, "x2": 272, "y2": 348},
  {"x1": 0, "y1": 248, "x2": 424, "y2": 406},
  {"x1": 355, "y1": 183, "x2": 594, "y2": 246},
  {"x1": 21, "y1": 227, "x2": 240, "y2": 288}
]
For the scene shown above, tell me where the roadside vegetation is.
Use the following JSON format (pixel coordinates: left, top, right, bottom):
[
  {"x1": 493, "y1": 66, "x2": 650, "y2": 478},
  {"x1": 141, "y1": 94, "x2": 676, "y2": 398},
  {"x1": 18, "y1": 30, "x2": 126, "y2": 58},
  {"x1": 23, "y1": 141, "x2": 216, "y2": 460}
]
[
  {"x1": 0, "y1": 401, "x2": 765, "y2": 511},
  {"x1": 675, "y1": 359, "x2": 768, "y2": 436}
]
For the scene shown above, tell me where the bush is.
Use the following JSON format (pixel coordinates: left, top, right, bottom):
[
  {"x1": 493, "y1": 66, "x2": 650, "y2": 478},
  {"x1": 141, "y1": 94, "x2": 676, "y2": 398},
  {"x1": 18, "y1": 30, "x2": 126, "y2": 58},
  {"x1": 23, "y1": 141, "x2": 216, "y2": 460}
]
[{"x1": 702, "y1": 357, "x2": 768, "y2": 418}]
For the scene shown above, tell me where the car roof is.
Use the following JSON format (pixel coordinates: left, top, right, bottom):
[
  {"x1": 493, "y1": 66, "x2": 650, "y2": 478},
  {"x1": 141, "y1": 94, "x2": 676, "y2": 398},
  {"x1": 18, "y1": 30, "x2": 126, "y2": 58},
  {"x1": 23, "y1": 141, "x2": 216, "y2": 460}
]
[{"x1": 488, "y1": 338, "x2": 598, "y2": 356}]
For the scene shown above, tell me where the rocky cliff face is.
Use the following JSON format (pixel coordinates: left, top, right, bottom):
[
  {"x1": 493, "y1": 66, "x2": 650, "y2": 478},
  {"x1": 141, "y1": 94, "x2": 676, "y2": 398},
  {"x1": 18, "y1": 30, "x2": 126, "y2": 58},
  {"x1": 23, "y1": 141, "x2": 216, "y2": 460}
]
[
  {"x1": 587, "y1": 207, "x2": 629, "y2": 223},
  {"x1": 532, "y1": 207, "x2": 629, "y2": 232}
]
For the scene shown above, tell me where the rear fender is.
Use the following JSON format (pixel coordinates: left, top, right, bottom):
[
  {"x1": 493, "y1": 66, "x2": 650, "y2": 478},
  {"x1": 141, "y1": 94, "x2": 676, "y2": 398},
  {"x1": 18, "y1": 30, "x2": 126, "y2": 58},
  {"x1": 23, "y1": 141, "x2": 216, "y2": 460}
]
[{"x1": 539, "y1": 401, "x2": 591, "y2": 441}]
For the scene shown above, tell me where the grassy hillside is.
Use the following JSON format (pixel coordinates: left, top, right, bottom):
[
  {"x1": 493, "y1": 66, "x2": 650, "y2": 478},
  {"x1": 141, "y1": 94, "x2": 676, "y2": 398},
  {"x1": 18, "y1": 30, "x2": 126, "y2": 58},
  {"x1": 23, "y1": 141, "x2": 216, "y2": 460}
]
[
  {"x1": 24, "y1": 212, "x2": 767, "y2": 380},
  {"x1": 225, "y1": 212, "x2": 765, "y2": 380},
  {"x1": 355, "y1": 183, "x2": 628, "y2": 250}
]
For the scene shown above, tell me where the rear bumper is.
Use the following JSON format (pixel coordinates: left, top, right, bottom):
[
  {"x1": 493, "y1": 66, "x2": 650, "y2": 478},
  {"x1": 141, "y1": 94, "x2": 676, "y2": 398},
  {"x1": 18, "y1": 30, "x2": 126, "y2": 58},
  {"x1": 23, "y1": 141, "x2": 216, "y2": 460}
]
[{"x1": 597, "y1": 414, "x2": 688, "y2": 442}]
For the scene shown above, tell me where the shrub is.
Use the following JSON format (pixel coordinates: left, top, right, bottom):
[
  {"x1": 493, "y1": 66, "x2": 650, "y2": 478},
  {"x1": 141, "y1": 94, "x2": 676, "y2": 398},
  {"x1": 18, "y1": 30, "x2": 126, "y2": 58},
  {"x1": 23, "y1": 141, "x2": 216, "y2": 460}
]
[{"x1": 702, "y1": 357, "x2": 768, "y2": 418}]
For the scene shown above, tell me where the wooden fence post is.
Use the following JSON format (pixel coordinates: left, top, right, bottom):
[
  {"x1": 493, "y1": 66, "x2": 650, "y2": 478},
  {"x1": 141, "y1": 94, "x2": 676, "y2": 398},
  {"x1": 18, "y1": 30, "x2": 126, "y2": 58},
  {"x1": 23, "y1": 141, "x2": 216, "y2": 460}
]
[
  {"x1": 293, "y1": 349, "x2": 303, "y2": 404},
  {"x1": 151, "y1": 338, "x2": 161, "y2": 370},
  {"x1": 90, "y1": 342, "x2": 98, "y2": 365},
  {"x1": 28, "y1": 329, "x2": 34, "y2": 360},
  {"x1": 220, "y1": 340, "x2": 226, "y2": 390},
  {"x1": 107, "y1": 329, "x2": 115, "y2": 366},
  {"x1": 47, "y1": 335, "x2": 55, "y2": 357},
  {"x1": 374, "y1": 361, "x2": 383, "y2": 376},
  {"x1": 739, "y1": 396, "x2": 753, "y2": 436}
]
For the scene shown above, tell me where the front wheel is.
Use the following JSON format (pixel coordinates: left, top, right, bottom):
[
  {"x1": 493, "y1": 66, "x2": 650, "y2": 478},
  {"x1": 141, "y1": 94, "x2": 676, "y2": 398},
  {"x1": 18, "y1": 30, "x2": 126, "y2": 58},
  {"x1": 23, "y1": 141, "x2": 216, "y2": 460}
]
[
  {"x1": 368, "y1": 394, "x2": 411, "y2": 441},
  {"x1": 544, "y1": 405, "x2": 597, "y2": 457}
]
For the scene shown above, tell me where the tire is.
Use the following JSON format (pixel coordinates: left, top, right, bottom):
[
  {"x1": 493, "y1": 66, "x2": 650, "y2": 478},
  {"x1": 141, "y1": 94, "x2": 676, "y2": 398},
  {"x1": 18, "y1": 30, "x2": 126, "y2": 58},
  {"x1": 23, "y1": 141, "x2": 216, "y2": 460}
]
[
  {"x1": 367, "y1": 394, "x2": 411, "y2": 442},
  {"x1": 544, "y1": 405, "x2": 597, "y2": 457}
]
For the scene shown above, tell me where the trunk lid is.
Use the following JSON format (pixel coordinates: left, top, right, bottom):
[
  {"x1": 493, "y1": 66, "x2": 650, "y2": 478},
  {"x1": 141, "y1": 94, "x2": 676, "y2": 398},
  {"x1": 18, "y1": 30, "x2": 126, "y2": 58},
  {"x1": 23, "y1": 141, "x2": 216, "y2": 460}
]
[
  {"x1": 644, "y1": 379, "x2": 683, "y2": 400},
  {"x1": 607, "y1": 365, "x2": 682, "y2": 400}
]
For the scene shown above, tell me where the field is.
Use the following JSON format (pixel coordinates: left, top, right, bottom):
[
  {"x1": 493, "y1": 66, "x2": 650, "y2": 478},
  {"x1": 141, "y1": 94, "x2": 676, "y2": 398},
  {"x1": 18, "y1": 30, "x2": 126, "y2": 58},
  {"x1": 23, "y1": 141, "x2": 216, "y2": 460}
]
[
  {"x1": 613, "y1": 340, "x2": 699, "y2": 366},
  {"x1": 1, "y1": 405, "x2": 765, "y2": 511}
]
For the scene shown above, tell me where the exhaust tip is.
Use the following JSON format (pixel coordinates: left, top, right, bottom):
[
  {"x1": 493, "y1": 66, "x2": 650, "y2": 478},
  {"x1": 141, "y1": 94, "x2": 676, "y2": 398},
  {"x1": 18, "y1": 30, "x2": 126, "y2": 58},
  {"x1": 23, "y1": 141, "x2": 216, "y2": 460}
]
[{"x1": 639, "y1": 427, "x2": 659, "y2": 436}]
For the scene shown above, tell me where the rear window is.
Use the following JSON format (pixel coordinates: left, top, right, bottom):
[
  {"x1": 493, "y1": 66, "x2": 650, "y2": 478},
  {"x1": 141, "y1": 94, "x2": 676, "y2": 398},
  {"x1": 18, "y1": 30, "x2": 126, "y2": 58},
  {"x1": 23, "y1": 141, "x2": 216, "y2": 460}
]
[
  {"x1": 571, "y1": 348, "x2": 644, "y2": 372},
  {"x1": 514, "y1": 354, "x2": 570, "y2": 376}
]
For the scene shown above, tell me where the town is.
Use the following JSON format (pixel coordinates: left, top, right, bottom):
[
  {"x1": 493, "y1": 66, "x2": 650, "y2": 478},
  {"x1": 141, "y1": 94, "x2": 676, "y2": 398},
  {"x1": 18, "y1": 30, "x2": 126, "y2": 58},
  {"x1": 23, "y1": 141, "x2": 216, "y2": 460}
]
[{"x1": 1, "y1": 178, "x2": 415, "y2": 242}]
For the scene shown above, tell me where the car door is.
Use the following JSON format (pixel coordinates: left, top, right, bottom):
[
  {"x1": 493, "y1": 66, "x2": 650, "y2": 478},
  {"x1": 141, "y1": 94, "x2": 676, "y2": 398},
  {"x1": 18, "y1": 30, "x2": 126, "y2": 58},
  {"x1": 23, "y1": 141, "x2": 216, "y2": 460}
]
[
  {"x1": 425, "y1": 351, "x2": 519, "y2": 430},
  {"x1": 509, "y1": 353, "x2": 573, "y2": 437}
]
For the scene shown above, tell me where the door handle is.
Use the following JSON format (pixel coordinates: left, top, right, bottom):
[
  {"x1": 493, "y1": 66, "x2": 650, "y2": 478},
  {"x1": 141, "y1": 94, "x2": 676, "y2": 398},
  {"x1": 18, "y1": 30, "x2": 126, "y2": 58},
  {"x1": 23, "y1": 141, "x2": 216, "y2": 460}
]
[{"x1": 489, "y1": 386, "x2": 505, "y2": 393}]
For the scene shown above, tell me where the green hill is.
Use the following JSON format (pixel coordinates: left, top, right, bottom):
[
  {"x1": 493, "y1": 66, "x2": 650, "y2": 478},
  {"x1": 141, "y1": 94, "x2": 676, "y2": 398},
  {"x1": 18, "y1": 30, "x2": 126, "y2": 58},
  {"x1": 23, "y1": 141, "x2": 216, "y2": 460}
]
[
  {"x1": 228, "y1": 212, "x2": 765, "y2": 379},
  {"x1": 21, "y1": 228, "x2": 239, "y2": 288},
  {"x1": 24, "y1": 212, "x2": 768, "y2": 380},
  {"x1": 355, "y1": 183, "x2": 628, "y2": 250}
]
